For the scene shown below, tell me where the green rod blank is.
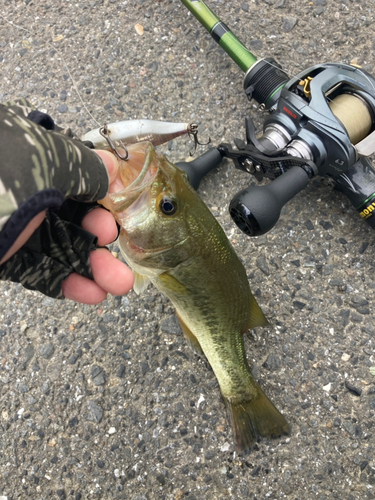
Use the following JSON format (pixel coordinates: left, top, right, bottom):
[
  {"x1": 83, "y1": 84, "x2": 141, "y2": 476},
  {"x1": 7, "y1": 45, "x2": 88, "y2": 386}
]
[{"x1": 181, "y1": 0, "x2": 257, "y2": 73}]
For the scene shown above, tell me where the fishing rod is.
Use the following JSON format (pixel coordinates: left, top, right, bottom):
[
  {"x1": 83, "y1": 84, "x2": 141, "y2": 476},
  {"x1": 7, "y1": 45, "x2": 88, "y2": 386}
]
[{"x1": 179, "y1": 0, "x2": 375, "y2": 236}]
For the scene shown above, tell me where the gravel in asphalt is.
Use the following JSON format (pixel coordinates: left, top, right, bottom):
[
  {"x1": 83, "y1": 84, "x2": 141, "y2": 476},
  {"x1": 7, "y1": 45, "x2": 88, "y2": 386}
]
[{"x1": 1, "y1": 1, "x2": 375, "y2": 499}]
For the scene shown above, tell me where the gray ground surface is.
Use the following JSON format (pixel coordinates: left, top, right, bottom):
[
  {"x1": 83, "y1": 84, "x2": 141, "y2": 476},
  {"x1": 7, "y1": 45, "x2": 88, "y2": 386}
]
[{"x1": 1, "y1": 0, "x2": 375, "y2": 499}]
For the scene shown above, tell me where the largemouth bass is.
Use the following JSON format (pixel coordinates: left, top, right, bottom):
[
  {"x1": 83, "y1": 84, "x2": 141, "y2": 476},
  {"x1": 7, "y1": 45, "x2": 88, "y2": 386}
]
[{"x1": 101, "y1": 142, "x2": 290, "y2": 452}]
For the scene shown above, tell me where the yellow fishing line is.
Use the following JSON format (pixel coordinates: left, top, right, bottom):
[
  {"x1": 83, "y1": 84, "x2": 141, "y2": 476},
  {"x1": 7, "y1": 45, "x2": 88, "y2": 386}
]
[{"x1": 329, "y1": 93, "x2": 372, "y2": 145}]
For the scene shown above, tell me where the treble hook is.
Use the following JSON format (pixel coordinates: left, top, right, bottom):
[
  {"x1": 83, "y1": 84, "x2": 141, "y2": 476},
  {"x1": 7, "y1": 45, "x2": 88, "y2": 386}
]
[
  {"x1": 188, "y1": 123, "x2": 211, "y2": 156},
  {"x1": 99, "y1": 125, "x2": 129, "y2": 161}
]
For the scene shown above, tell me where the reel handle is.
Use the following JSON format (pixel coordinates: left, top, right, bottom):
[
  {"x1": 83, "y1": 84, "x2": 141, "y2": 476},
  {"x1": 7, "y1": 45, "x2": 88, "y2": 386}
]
[{"x1": 229, "y1": 165, "x2": 313, "y2": 236}]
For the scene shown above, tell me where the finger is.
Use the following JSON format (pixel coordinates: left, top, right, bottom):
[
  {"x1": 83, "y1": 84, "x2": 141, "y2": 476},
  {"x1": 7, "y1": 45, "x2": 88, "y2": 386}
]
[
  {"x1": 90, "y1": 248, "x2": 134, "y2": 296},
  {"x1": 81, "y1": 207, "x2": 118, "y2": 246},
  {"x1": 62, "y1": 273, "x2": 108, "y2": 304},
  {"x1": 94, "y1": 150, "x2": 119, "y2": 184}
]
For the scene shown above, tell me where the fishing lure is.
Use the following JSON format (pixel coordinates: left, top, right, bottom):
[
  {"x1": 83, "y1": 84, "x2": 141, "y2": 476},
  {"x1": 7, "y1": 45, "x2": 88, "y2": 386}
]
[{"x1": 81, "y1": 120, "x2": 204, "y2": 159}]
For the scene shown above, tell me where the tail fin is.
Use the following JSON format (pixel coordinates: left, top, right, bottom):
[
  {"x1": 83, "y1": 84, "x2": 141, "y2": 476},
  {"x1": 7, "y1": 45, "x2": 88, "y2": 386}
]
[{"x1": 223, "y1": 384, "x2": 290, "y2": 454}]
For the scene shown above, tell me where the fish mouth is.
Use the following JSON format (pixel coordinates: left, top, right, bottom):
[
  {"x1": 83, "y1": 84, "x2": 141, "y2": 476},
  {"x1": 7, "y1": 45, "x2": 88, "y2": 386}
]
[{"x1": 104, "y1": 142, "x2": 159, "y2": 213}]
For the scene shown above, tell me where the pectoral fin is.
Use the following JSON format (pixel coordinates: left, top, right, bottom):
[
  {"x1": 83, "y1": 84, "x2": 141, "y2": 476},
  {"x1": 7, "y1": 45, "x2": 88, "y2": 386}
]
[
  {"x1": 133, "y1": 271, "x2": 151, "y2": 294},
  {"x1": 248, "y1": 293, "x2": 269, "y2": 329},
  {"x1": 176, "y1": 312, "x2": 203, "y2": 356},
  {"x1": 158, "y1": 273, "x2": 188, "y2": 295}
]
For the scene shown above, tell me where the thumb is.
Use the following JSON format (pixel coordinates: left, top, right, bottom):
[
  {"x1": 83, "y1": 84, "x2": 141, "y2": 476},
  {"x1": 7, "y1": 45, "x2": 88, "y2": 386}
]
[{"x1": 94, "y1": 150, "x2": 119, "y2": 185}]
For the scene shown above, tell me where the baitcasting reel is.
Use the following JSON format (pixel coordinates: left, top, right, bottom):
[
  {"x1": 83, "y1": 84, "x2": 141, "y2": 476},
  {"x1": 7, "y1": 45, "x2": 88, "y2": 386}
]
[
  {"x1": 223, "y1": 61, "x2": 375, "y2": 235},
  {"x1": 179, "y1": 0, "x2": 375, "y2": 237}
]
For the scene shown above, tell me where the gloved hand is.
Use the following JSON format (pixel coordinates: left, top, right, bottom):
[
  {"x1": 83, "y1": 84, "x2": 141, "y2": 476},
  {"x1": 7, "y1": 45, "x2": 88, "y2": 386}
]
[{"x1": 0, "y1": 100, "x2": 134, "y2": 303}]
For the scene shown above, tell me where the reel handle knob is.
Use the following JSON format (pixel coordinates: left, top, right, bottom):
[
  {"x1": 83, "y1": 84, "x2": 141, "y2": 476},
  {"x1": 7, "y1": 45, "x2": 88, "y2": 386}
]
[
  {"x1": 176, "y1": 148, "x2": 223, "y2": 189},
  {"x1": 229, "y1": 165, "x2": 313, "y2": 236}
]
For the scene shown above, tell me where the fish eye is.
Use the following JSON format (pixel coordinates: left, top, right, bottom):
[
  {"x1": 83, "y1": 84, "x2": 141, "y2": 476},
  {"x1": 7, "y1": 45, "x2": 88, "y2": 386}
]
[{"x1": 159, "y1": 196, "x2": 177, "y2": 215}]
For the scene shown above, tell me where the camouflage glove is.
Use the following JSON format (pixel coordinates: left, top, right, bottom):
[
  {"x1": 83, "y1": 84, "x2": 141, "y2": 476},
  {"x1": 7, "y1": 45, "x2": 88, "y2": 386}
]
[{"x1": 0, "y1": 100, "x2": 110, "y2": 298}]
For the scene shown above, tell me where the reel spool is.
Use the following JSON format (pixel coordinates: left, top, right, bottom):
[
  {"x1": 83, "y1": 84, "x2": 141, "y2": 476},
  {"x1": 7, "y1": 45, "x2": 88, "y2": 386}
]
[{"x1": 328, "y1": 93, "x2": 372, "y2": 145}]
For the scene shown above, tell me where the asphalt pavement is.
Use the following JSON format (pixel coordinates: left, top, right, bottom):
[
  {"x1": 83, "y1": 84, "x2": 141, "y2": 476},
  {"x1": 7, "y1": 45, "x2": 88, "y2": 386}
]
[{"x1": 0, "y1": 1, "x2": 375, "y2": 499}]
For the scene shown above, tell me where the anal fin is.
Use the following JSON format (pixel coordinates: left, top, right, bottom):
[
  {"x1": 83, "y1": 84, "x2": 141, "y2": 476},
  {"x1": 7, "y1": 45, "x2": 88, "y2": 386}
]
[
  {"x1": 176, "y1": 312, "x2": 203, "y2": 356},
  {"x1": 248, "y1": 293, "x2": 269, "y2": 329}
]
